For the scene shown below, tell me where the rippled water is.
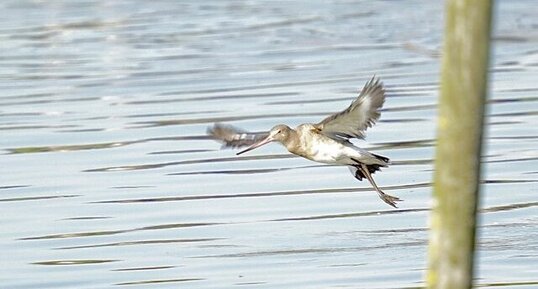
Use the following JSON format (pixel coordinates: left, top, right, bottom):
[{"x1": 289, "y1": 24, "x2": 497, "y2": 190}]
[{"x1": 1, "y1": 1, "x2": 537, "y2": 288}]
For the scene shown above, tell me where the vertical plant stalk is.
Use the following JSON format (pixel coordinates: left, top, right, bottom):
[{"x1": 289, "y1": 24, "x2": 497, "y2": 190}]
[{"x1": 427, "y1": 1, "x2": 493, "y2": 289}]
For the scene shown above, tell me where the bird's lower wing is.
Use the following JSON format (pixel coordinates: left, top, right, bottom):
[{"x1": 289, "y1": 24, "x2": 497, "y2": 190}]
[
  {"x1": 207, "y1": 123, "x2": 269, "y2": 148},
  {"x1": 315, "y1": 76, "x2": 385, "y2": 140}
]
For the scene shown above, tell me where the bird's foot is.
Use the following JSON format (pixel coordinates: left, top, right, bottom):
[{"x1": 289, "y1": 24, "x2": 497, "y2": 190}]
[{"x1": 378, "y1": 192, "x2": 402, "y2": 208}]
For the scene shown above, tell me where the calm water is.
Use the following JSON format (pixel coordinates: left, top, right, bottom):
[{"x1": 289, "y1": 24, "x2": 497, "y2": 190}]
[{"x1": 1, "y1": 1, "x2": 537, "y2": 288}]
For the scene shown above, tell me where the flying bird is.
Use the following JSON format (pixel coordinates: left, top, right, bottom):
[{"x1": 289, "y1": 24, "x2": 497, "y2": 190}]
[{"x1": 207, "y1": 76, "x2": 401, "y2": 208}]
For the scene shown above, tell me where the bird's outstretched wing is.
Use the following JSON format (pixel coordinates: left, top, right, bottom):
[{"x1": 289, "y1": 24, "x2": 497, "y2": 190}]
[
  {"x1": 207, "y1": 123, "x2": 269, "y2": 148},
  {"x1": 315, "y1": 76, "x2": 385, "y2": 141}
]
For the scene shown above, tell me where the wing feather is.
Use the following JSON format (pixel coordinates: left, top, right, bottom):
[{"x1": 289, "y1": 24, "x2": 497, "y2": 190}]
[
  {"x1": 207, "y1": 123, "x2": 268, "y2": 148},
  {"x1": 316, "y1": 76, "x2": 385, "y2": 140}
]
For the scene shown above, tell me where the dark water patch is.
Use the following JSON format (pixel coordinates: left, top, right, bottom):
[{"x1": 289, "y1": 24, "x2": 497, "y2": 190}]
[
  {"x1": 272, "y1": 208, "x2": 429, "y2": 222},
  {"x1": 87, "y1": 180, "x2": 524, "y2": 209},
  {"x1": 61, "y1": 216, "x2": 112, "y2": 221},
  {"x1": 194, "y1": 241, "x2": 424, "y2": 259},
  {"x1": 6, "y1": 141, "x2": 139, "y2": 154},
  {"x1": 8, "y1": 30, "x2": 59, "y2": 40},
  {"x1": 0, "y1": 185, "x2": 30, "y2": 190},
  {"x1": 127, "y1": 68, "x2": 222, "y2": 79},
  {"x1": 20, "y1": 229, "x2": 128, "y2": 240},
  {"x1": 56, "y1": 238, "x2": 223, "y2": 250},
  {"x1": 14, "y1": 74, "x2": 92, "y2": 81},
  {"x1": 112, "y1": 266, "x2": 175, "y2": 272},
  {"x1": 388, "y1": 91, "x2": 435, "y2": 98},
  {"x1": 0, "y1": 92, "x2": 55, "y2": 100},
  {"x1": 92, "y1": 182, "x2": 432, "y2": 204},
  {"x1": 0, "y1": 195, "x2": 78, "y2": 202},
  {"x1": 383, "y1": 104, "x2": 436, "y2": 113},
  {"x1": 235, "y1": 281, "x2": 268, "y2": 286},
  {"x1": 20, "y1": 222, "x2": 220, "y2": 241},
  {"x1": 477, "y1": 280, "x2": 538, "y2": 288},
  {"x1": 497, "y1": 86, "x2": 538, "y2": 93},
  {"x1": 266, "y1": 96, "x2": 355, "y2": 105},
  {"x1": 196, "y1": 248, "x2": 341, "y2": 258},
  {"x1": 269, "y1": 197, "x2": 538, "y2": 223},
  {"x1": 272, "y1": 197, "x2": 538, "y2": 224},
  {"x1": 340, "y1": 10, "x2": 375, "y2": 19},
  {"x1": 354, "y1": 227, "x2": 427, "y2": 235},
  {"x1": 489, "y1": 120, "x2": 522, "y2": 126},
  {"x1": 141, "y1": 75, "x2": 365, "y2": 96},
  {"x1": 84, "y1": 154, "x2": 297, "y2": 172},
  {"x1": 133, "y1": 92, "x2": 300, "y2": 104},
  {"x1": 0, "y1": 124, "x2": 78, "y2": 131},
  {"x1": 76, "y1": 81, "x2": 109, "y2": 88},
  {"x1": 32, "y1": 259, "x2": 119, "y2": 266},
  {"x1": 258, "y1": 43, "x2": 400, "y2": 58},
  {"x1": 176, "y1": 16, "x2": 321, "y2": 37},
  {"x1": 481, "y1": 201, "x2": 538, "y2": 213},
  {"x1": 2, "y1": 94, "x2": 100, "y2": 106},
  {"x1": 491, "y1": 66, "x2": 526, "y2": 73},
  {"x1": 489, "y1": 96, "x2": 538, "y2": 104},
  {"x1": 136, "y1": 222, "x2": 218, "y2": 233},
  {"x1": 385, "y1": 81, "x2": 439, "y2": 90},
  {"x1": 146, "y1": 53, "x2": 210, "y2": 61},
  {"x1": 49, "y1": 19, "x2": 126, "y2": 30},
  {"x1": 376, "y1": 139, "x2": 435, "y2": 150},
  {"x1": 482, "y1": 179, "x2": 538, "y2": 184},
  {"x1": 267, "y1": 97, "x2": 434, "y2": 109},
  {"x1": 0, "y1": 99, "x2": 53, "y2": 106},
  {"x1": 168, "y1": 165, "x2": 323, "y2": 176},
  {"x1": 379, "y1": 118, "x2": 428, "y2": 123},
  {"x1": 490, "y1": 135, "x2": 538, "y2": 140},
  {"x1": 374, "y1": 159, "x2": 432, "y2": 166},
  {"x1": 486, "y1": 157, "x2": 538, "y2": 164},
  {"x1": 129, "y1": 112, "x2": 326, "y2": 128},
  {"x1": 125, "y1": 111, "x2": 222, "y2": 119},
  {"x1": 125, "y1": 112, "x2": 192, "y2": 118},
  {"x1": 86, "y1": 162, "x2": 182, "y2": 172},
  {"x1": 326, "y1": 263, "x2": 367, "y2": 268},
  {"x1": 149, "y1": 149, "x2": 212, "y2": 155},
  {"x1": 137, "y1": 222, "x2": 219, "y2": 231},
  {"x1": 0, "y1": 112, "x2": 43, "y2": 117},
  {"x1": 491, "y1": 110, "x2": 538, "y2": 117},
  {"x1": 111, "y1": 185, "x2": 156, "y2": 189},
  {"x1": 58, "y1": 128, "x2": 105, "y2": 133},
  {"x1": 115, "y1": 278, "x2": 203, "y2": 286},
  {"x1": 493, "y1": 34, "x2": 538, "y2": 43},
  {"x1": 137, "y1": 135, "x2": 211, "y2": 142}
]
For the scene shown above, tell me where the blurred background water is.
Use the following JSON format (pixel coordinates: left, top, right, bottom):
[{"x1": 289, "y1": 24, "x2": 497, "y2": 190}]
[{"x1": 1, "y1": 1, "x2": 537, "y2": 288}]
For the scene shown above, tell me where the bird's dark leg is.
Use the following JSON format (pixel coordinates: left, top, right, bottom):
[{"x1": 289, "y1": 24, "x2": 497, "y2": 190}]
[{"x1": 359, "y1": 164, "x2": 401, "y2": 208}]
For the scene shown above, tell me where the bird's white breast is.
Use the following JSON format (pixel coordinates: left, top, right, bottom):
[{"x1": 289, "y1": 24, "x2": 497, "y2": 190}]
[{"x1": 298, "y1": 128, "x2": 357, "y2": 164}]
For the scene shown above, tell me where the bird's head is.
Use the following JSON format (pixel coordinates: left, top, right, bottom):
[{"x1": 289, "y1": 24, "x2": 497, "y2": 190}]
[
  {"x1": 236, "y1": 124, "x2": 292, "y2": 155},
  {"x1": 268, "y1": 124, "x2": 292, "y2": 143}
]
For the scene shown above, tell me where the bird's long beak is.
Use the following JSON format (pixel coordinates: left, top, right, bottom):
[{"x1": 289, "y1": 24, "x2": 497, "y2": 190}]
[{"x1": 236, "y1": 136, "x2": 273, "y2": 155}]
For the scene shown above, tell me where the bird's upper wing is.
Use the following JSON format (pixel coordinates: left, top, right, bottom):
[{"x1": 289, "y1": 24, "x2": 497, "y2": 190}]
[
  {"x1": 315, "y1": 76, "x2": 385, "y2": 141},
  {"x1": 207, "y1": 123, "x2": 269, "y2": 148}
]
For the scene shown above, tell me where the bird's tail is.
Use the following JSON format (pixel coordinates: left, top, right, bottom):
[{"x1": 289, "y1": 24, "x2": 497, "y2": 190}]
[
  {"x1": 348, "y1": 155, "x2": 401, "y2": 208},
  {"x1": 348, "y1": 163, "x2": 383, "y2": 181},
  {"x1": 348, "y1": 154, "x2": 389, "y2": 181}
]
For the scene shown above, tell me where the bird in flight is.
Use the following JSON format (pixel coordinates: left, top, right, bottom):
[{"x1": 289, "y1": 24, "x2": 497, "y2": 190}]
[{"x1": 208, "y1": 76, "x2": 401, "y2": 208}]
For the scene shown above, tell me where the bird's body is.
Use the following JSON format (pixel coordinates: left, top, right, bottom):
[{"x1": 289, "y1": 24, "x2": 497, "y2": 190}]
[
  {"x1": 290, "y1": 124, "x2": 384, "y2": 166},
  {"x1": 208, "y1": 76, "x2": 401, "y2": 208}
]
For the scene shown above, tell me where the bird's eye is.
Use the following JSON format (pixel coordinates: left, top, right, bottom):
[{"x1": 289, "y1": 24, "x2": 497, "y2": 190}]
[{"x1": 277, "y1": 130, "x2": 281, "y2": 134}]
